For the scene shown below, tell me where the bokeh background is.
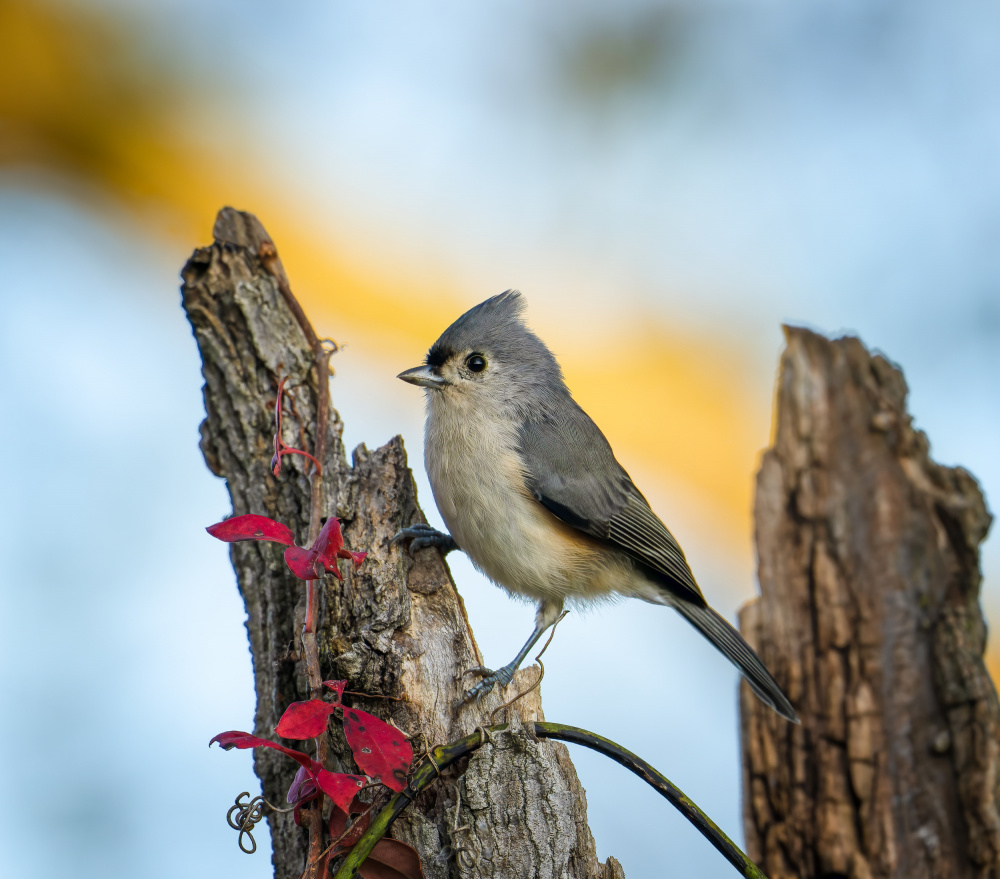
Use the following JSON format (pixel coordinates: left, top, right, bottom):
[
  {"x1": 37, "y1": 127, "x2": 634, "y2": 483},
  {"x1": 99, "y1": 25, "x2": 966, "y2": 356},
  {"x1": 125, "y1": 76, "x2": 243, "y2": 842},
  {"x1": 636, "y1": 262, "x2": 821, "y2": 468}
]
[{"x1": 1, "y1": 0, "x2": 997, "y2": 876}]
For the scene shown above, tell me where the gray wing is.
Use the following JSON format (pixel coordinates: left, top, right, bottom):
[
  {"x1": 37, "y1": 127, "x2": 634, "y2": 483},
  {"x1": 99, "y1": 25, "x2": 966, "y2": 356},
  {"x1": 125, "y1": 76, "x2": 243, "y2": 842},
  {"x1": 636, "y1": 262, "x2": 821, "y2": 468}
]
[{"x1": 517, "y1": 403, "x2": 705, "y2": 605}]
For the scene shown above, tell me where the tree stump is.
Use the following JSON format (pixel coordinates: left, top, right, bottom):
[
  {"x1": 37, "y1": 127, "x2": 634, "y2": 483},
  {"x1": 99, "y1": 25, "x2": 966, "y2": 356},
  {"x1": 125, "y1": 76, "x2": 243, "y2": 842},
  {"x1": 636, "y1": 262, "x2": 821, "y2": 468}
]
[
  {"x1": 740, "y1": 327, "x2": 997, "y2": 879},
  {"x1": 181, "y1": 208, "x2": 622, "y2": 879}
]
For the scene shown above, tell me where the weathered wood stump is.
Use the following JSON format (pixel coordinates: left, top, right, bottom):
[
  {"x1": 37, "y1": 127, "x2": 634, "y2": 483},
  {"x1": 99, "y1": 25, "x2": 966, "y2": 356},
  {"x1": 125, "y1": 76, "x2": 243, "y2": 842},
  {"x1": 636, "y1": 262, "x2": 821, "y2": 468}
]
[
  {"x1": 181, "y1": 208, "x2": 622, "y2": 879},
  {"x1": 741, "y1": 327, "x2": 996, "y2": 879}
]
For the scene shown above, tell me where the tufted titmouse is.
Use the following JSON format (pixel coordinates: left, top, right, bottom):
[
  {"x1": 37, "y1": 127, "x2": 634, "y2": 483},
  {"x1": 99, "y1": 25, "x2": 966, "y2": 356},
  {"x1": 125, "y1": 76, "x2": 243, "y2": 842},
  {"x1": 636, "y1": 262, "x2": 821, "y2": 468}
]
[{"x1": 395, "y1": 290, "x2": 797, "y2": 722}]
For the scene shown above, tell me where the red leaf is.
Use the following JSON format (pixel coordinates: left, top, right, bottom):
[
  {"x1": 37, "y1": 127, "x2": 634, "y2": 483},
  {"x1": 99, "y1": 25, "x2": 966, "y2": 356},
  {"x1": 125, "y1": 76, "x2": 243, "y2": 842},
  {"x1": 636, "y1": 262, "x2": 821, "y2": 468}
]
[
  {"x1": 362, "y1": 838, "x2": 427, "y2": 879},
  {"x1": 208, "y1": 514, "x2": 365, "y2": 583},
  {"x1": 325, "y1": 801, "x2": 425, "y2": 879},
  {"x1": 315, "y1": 769, "x2": 369, "y2": 813},
  {"x1": 293, "y1": 789, "x2": 321, "y2": 827},
  {"x1": 209, "y1": 730, "x2": 317, "y2": 774},
  {"x1": 276, "y1": 699, "x2": 339, "y2": 739},
  {"x1": 311, "y1": 516, "x2": 345, "y2": 561},
  {"x1": 211, "y1": 729, "x2": 370, "y2": 823},
  {"x1": 322, "y1": 680, "x2": 348, "y2": 703},
  {"x1": 284, "y1": 546, "x2": 332, "y2": 580},
  {"x1": 339, "y1": 548, "x2": 368, "y2": 567},
  {"x1": 209, "y1": 730, "x2": 268, "y2": 750},
  {"x1": 312, "y1": 518, "x2": 367, "y2": 574},
  {"x1": 206, "y1": 514, "x2": 295, "y2": 546},
  {"x1": 342, "y1": 709, "x2": 413, "y2": 792},
  {"x1": 318, "y1": 555, "x2": 342, "y2": 575},
  {"x1": 327, "y1": 800, "x2": 372, "y2": 858}
]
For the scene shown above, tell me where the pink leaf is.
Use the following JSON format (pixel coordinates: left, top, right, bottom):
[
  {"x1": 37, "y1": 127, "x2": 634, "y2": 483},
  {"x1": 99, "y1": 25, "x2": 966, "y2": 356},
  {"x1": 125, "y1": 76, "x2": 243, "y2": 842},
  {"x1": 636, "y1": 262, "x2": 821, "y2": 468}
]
[
  {"x1": 276, "y1": 699, "x2": 339, "y2": 739},
  {"x1": 323, "y1": 680, "x2": 348, "y2": 703},
  {"x1": 206, "y1": 514, "x2": 295, "y2": 546},
  {"x1": 315, "y1": 769, "x2": 369, "y2": 813},
  {"x1": 283, "y1": 546, "x2": 331, "y2": 581},
  {"x1": 342, "y1": 709, "x2": 413, "y2": 792}
]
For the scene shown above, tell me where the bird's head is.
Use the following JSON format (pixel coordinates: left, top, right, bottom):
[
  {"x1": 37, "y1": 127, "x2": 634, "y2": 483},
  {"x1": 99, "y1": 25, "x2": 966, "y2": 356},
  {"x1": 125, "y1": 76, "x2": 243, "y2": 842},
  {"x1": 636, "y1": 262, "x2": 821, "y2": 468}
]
[{"x1": 397, "y1": 290, "x2": 566, "y2": 416}]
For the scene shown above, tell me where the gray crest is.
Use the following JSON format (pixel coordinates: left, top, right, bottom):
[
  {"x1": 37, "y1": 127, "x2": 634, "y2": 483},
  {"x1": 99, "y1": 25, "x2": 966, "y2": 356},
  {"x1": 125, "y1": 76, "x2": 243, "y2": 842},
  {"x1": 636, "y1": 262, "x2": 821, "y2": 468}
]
[{"x1": 426, "y1": 290, "x2": 560, "y2": 381}]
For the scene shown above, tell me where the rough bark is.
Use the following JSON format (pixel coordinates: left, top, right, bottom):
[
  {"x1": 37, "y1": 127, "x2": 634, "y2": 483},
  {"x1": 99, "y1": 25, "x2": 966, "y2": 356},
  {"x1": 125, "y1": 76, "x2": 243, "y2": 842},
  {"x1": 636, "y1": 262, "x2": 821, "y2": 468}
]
[
  {"x1": 181, "y1": 208, "x2": 621, "y2": 879},
  {"x1": 740, "y1": 326, "x2": 997, "y2": 879}
]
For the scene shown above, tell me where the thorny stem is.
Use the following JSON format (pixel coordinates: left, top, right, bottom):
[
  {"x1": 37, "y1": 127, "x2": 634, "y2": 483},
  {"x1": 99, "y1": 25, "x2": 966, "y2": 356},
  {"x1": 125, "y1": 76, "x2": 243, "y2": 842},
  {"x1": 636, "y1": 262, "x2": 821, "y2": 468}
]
[
  {"x1": 275, "y1": 446, "x2": 323, "y2": 474},
  {"x1": 258, "y1": 241, "x2": 337, "y2": 548},
  {"x1": 308, "y1": 345, "x2": 333, "y2": 544},
  {"x1": 343, "y1": 690, "x2": 409, "y2": 703},
  {"x1": 331, "y1": 722, "x2": 769, "y2": 879},
  {"x1": 258, "y1": 239, "x2": 337, "y2": 879},
  {"x1": 310, "y1": 802, "x2": 377, "y2": 870},
  {"x1": 272, "y1": 375, "x2": 323, "y2": 477},
  {"x1": 304, "y1": 580, "x2": 317, "y2": 635},
  {"x1": 304, "y1": 801, "x2": 324, "y2": 879},
  {"x1": 258, "y1": 241, "x2": 330, "y2": 700}
]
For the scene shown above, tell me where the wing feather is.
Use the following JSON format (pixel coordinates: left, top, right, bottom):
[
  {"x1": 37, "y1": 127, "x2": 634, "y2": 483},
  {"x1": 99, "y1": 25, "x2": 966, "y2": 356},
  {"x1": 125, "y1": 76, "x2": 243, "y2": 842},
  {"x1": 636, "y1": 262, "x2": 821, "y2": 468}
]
[
  {"x1": 608, "y1": 495, "x2": 703, "y2": 602},
  {"x1": 518, "y1": 404, "x2": 704, "y2": 605}
]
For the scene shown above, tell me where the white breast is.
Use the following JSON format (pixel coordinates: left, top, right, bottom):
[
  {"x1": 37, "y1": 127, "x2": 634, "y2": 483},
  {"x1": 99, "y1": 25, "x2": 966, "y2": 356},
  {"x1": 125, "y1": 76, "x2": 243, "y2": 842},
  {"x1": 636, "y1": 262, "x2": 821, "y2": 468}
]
[{"x1": 424, "y1": 393, "x2": 629, "y2": 604}]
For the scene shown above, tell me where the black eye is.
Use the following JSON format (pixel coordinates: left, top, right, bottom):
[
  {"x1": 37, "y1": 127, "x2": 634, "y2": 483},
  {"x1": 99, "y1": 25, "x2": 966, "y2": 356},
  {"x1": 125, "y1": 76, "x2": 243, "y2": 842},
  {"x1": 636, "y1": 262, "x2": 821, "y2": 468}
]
[{"x1": 466, "y1": 354, "x2": 487, "y2": 373}]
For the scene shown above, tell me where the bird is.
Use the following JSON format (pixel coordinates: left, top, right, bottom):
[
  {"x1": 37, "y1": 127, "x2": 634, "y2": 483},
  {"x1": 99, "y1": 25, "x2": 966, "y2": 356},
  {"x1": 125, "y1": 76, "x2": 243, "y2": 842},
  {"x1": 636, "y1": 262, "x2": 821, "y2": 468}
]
[{"x1": 394, "y1": 290, "x2": 797, "y2": 722}]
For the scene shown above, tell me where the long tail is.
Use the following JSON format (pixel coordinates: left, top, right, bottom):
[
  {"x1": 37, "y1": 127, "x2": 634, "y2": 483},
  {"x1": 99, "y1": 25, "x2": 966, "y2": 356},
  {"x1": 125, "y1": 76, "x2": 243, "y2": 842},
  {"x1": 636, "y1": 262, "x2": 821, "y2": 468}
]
[{"x1": 674, "y1": 600, "x2": 799, "y2": 723}]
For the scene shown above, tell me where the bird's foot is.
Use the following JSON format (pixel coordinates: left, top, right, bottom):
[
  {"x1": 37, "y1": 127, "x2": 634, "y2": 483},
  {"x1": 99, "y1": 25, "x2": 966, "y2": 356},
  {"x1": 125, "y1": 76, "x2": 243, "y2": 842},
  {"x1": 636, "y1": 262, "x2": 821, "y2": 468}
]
[
  {"x1": 391, "y1": 523, "x2": 458, "y2": 557},
  {"x1": 462, "y1": 663, "x2": 516, "y2": 702}
]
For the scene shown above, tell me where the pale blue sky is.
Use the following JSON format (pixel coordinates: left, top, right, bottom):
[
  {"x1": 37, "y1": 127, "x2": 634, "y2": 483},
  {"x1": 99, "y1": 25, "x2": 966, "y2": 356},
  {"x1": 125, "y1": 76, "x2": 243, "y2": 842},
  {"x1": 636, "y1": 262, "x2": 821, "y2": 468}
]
[{"x1": 2, "y1": 1, "x2": 998, "y2": 876}]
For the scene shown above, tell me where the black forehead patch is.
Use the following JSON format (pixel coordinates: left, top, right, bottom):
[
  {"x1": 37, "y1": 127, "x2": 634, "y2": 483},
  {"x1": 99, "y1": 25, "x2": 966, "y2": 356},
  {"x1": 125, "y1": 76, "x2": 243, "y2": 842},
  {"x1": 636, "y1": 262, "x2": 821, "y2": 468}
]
[{"x1": 425, "y1": 344, "x2": 454, "y2": 368}]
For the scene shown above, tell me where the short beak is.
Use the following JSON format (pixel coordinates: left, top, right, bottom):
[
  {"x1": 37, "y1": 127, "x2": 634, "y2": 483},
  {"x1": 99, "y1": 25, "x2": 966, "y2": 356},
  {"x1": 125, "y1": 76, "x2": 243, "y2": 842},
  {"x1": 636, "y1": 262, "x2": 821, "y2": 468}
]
[{"x1": 397, "y1": 365, "x2": 449, "y2": 389}]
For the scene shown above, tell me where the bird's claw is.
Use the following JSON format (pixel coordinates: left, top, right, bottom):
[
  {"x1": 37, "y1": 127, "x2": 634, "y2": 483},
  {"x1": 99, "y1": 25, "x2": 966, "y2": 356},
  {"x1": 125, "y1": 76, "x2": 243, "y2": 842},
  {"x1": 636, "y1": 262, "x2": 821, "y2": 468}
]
[
  {"x1": 391, "y1": 523, "x2": 458, "y2": 557},
  {"x1": 462, "y1": 664, "x2": 516, "y2": 702}
]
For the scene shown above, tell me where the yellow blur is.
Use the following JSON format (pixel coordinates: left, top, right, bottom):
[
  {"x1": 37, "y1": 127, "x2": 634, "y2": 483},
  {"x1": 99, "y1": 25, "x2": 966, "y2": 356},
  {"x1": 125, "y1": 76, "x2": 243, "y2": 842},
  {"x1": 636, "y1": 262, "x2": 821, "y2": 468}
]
[{"x1": 7, "y1": 0, "x2": 994, "y2": 679}]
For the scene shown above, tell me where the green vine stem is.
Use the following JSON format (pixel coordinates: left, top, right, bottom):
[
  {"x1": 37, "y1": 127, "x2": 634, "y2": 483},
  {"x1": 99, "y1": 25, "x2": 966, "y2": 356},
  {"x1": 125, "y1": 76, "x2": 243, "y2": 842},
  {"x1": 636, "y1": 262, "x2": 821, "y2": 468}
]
[
  {"x1": 331, "y1": 722, "x2": 768, "y2": 879},
  {"x1": 535, "y1": 723, "x2": 767, "y2": 879}
]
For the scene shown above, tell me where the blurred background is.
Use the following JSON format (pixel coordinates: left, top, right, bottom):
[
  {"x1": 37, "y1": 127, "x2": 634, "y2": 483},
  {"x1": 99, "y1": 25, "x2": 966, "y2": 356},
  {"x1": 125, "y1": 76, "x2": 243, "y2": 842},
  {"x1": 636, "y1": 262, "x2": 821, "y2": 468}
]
[{"x1": 1, "y1": 0, "x2": 997, "y2": 876}]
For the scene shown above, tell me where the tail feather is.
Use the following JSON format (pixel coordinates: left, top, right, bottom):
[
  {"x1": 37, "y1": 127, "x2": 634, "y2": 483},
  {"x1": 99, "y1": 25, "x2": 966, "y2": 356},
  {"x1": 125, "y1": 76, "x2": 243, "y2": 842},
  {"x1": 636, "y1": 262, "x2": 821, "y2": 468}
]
[{"x1": 674, "y1": 601, "x2": 799, "y2": 723}]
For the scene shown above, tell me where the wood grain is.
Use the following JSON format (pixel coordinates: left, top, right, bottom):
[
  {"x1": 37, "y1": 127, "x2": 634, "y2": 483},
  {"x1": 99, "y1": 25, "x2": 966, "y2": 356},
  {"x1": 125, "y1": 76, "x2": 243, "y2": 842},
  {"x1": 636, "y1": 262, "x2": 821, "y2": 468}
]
[{"x1": 740, "y1": 327, "x2": 996, "y2": 879}]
